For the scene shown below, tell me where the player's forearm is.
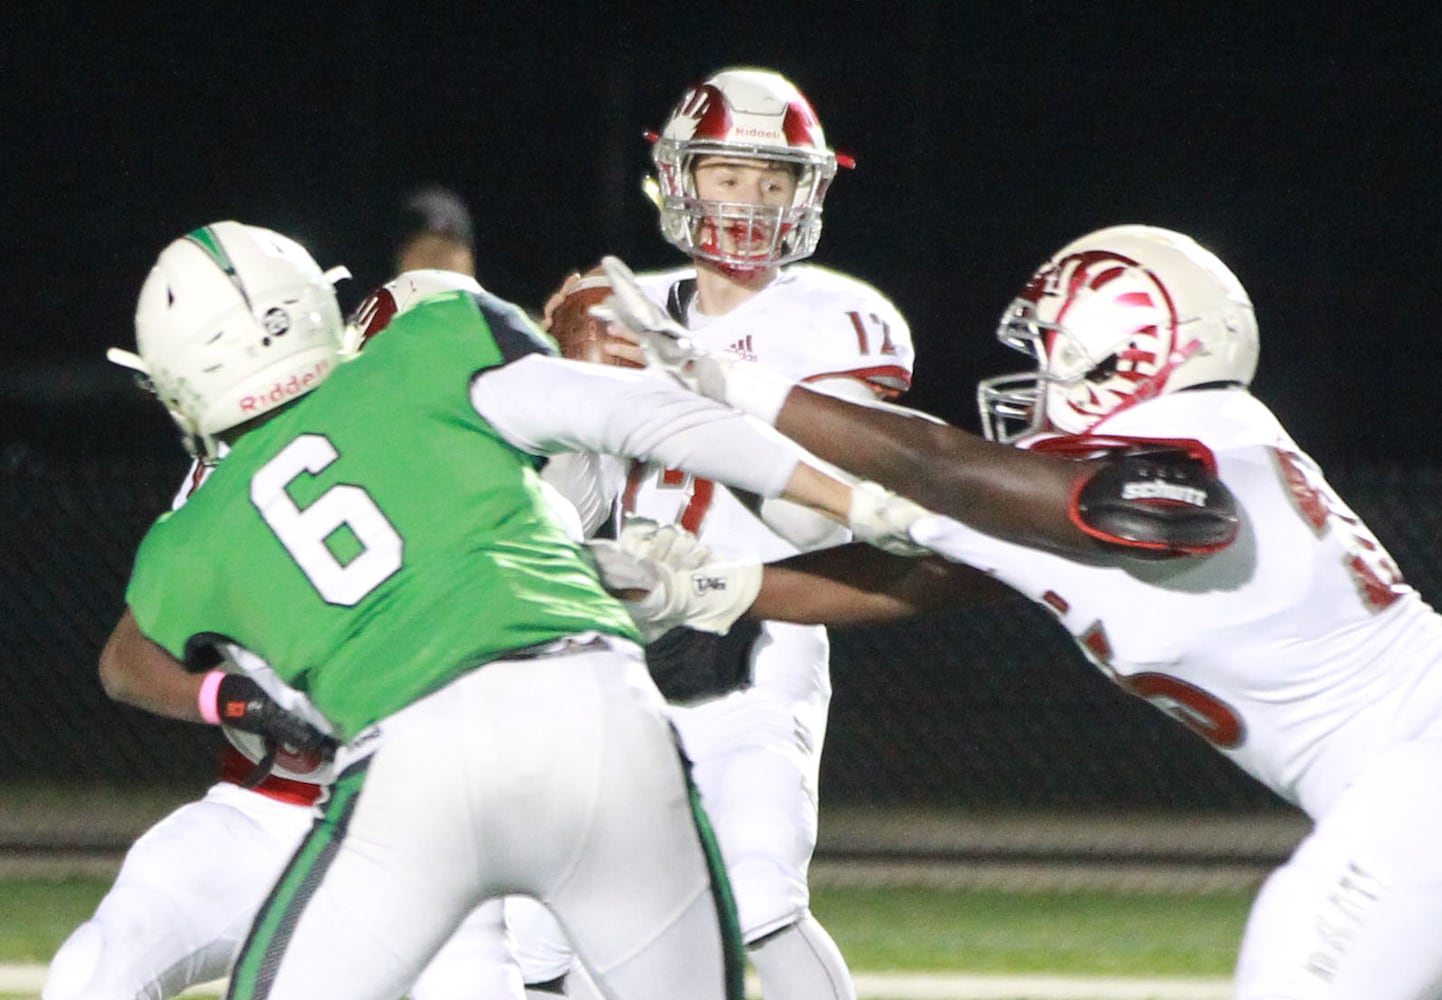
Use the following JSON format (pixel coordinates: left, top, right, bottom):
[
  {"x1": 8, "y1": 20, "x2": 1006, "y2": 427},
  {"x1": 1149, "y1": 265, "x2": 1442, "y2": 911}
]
[
  {"x1": 98, "y1": 609, "x2": 206, "y2": 723},
  {"x1": 755, "y1": 542, "x2": 945, "y2": 620},
  {"x1": 775, "y1": 388, "x2": 982, "y2": 503},
  {"x1": 775, "y1": 387, "x2": 1098, "y2": 554},
  {"x1": 702, "y1": 359, "x2": 1036, "y2": 519},
  {"x1": 749, "y1": 565, "x2": 915, "y2": 625},
  {"x1": 747, "y1": 544, "x2": 975, "y2": 625},
  {"x1": 776, "y1": 463, "x2": 854, "y2": 527}
]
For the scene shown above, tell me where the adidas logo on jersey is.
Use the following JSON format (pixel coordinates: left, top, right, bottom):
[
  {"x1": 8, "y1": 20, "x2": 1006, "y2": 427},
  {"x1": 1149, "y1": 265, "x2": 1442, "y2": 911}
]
[{"x1": 726, "y1": 335, "x2": 757, "y2": 362}]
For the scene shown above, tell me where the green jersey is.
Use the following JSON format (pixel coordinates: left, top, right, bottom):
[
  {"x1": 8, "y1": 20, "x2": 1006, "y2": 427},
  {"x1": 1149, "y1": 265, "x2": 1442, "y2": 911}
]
[{"x1": 126, "y1": 290, "x2": 641, "y2": 740}]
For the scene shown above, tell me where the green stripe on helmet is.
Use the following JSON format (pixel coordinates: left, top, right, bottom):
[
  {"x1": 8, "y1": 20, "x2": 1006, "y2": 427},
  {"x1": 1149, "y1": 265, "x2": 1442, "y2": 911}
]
[{"x1": 185, "y1": 224, "x2": 253, "y2": 309}]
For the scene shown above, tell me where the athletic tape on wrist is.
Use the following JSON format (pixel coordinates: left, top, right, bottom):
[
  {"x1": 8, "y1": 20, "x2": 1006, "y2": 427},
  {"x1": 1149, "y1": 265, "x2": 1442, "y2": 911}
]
[{"x1": 197, "y1": 670, "x2": 225, "y2": 725}]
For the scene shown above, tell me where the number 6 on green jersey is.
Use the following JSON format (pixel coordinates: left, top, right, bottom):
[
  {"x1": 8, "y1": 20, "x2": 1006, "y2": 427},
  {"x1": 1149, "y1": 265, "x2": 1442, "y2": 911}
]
[{"x1": 251, "y1": 434, "x2": 403, "y2": 605}]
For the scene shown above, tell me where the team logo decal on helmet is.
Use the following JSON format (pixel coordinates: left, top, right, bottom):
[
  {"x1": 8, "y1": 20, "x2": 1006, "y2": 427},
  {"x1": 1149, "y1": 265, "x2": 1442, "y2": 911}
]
[
  {"x1": 667, "y1": 80, "x2": 828, "y2": 162},
  {"x1": 1026, "y1": 248, "x2": 1199, "y2": 432},
  {"x1": 979, "y1": 225, "x2": 1259, "y2": 443}
]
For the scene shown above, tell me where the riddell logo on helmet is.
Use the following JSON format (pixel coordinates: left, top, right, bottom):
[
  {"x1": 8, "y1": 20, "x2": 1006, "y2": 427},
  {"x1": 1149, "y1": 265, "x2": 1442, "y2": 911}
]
[
  {"x1": 238, "y1": 359, "x2": 332, "y2": 414},
  {"x1": 733, "y1": 127, "x2": 780, "y2": 139}
]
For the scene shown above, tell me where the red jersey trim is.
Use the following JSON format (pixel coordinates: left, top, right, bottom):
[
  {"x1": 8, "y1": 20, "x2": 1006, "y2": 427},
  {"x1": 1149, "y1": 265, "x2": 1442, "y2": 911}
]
[
  {"x1": 801, "y1": 365, "x2": 912, "y2": 399},
  {"x1": 218, "y1": 745, "x2": 324, "y2": 806},
  {"x1": 1028, "y1": 434, "x2": 1219, "y2": 475}
]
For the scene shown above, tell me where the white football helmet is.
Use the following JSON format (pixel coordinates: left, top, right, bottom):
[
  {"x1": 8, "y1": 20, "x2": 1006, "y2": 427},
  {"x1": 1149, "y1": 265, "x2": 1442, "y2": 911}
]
[
  {"x1": 111, "y1": 221, "x2": 348, "y2": 460},
  {"x1": 978, "y1": 225, "x2": 1259, "y2": 443},
  {"x1": 649, "y1": 68, "x2": 846, "y2": 270},
  {"x1": 340, "y1": 268, "x2": 483, "y2": 357}
]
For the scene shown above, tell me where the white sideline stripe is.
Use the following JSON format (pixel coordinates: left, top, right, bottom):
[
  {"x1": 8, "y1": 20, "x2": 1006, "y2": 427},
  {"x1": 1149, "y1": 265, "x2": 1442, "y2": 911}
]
[
  {"x1": 0, "y1": 966, "x2": 223, "y2": 996},
  {"x1": 0, "y1": 964, "x2": 1233, "y2": 999},
  {"x1": 849, "y1": 972, "x2": 1233, "y2": 999}
]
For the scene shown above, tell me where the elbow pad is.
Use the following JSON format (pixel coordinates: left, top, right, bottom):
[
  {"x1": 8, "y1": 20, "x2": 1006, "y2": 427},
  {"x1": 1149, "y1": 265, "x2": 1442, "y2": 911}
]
[{"x1": 1072, "y1": 447, "x2": 1238, "y2": 555}]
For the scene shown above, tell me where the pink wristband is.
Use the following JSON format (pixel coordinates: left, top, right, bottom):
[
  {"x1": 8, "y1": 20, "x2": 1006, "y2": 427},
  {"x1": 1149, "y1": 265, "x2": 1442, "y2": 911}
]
[{"x1": 197, "y1": 670, "x2": 226, "y2": 725}]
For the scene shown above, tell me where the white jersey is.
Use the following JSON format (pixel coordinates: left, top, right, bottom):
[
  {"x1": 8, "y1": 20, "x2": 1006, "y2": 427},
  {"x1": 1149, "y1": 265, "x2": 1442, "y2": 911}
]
[
  {"x1": 636, "y1": 263, "x2": 913, "y2": 403},
  {"x1": 624, "y1": 263, "x2": 913, "y2": 696},
  {"x1": 909, "y1": 388, "x2": 1442, "y2": 820}
]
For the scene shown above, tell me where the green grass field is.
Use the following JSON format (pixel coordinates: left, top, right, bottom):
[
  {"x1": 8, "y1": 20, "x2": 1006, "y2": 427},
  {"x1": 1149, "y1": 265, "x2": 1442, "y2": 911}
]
[
  {"x1": 816, "y1": 886, "x2": 1248, "y2": 976},
  {"x1": 1, "y1": 876, "x2": 1251, "y2": 998}
]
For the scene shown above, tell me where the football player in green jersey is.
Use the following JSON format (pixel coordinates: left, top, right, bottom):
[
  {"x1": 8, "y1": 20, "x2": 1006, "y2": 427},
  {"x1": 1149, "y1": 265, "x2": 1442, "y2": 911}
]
[{"x1": 99, "y1": 221, "x2": 923, "y2": 1000}]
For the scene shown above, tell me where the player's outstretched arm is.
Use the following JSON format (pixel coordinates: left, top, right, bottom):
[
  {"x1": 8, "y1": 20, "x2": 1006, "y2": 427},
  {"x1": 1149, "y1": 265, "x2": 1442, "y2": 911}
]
[
  {"x1": 471, "y1": 354, "x2": 928, "y2": 551},
  {"x1": 770, "y1": 389, "x2": 1092, "y2": 553},
  {"x1": 572, "y1": 304, "x2": 1233, "y2": 561},
  {"x1": 770, "y1": 391, "x2": 1240, "y2": 558},
  {"x1": 592, "y1": 255, "x2": 1092, "y2": 554}
]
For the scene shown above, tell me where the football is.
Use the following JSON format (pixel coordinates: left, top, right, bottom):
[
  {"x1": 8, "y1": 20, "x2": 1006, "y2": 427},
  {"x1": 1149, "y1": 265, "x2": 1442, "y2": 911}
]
[
  {"x1": 547, "y1": 272, "x2": 644, "y2": 368},
  {"x1": 223, "y1": 725, "x2": 335, "y2": 785}
]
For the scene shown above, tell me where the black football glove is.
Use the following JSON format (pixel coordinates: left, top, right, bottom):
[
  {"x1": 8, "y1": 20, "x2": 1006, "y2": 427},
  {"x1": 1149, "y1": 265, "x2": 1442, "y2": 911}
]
[{"x1": 213, "y1": 674, "x2": 337, "y2": 759}]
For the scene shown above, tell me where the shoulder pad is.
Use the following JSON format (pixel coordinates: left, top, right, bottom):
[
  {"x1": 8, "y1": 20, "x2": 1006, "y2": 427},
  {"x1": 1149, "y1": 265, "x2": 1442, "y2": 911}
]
[{"x1": 1071, "y1": 446, "x2": 1238, "y2": 555}]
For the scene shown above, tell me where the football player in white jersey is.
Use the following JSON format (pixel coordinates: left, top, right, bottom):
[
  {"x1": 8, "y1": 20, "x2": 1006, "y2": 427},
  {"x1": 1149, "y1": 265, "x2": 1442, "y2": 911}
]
[
  {"x1": 44, "y1": 269, "x2": 530, "y2": 1000},
  {"x1": 520, "y1": 68, "x2": 913, "y2": 1000},
  {"x1": 597, "y1": 225, "x2": 1442, "y2": 999}
]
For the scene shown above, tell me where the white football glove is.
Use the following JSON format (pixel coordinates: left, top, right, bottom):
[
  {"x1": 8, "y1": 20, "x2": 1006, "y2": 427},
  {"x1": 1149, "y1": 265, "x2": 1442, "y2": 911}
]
[
  {"x1": 848, "y1": 481, "x2": 934, "y2": 557},
  {"x1": 618, "y1": 518, "x2": 712, "y2": 568},
  {"x1": 587, "y1": 518, "x2": 762, "y2": 641},
  {"x1": 590, "y1": 255, "x2": 737, "y2": 402}
]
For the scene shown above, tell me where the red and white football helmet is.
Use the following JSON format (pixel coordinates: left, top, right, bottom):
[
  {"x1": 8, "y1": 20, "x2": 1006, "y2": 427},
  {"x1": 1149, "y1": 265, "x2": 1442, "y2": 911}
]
[
  {"x1": 978, "y1": 225, "x2": 1260, "y2": 443},
  {"x1": 649, "y1": 68, "x2": 846, "y2": 270},
  {"x1": 340, "y1": 268, "x2": 483, "y2": 357}
]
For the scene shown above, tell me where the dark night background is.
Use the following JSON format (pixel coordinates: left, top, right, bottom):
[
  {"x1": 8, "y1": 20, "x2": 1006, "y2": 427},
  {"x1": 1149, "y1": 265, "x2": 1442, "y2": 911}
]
[
  {"x1": 4, "y1": 4, "x2": 1442, "y2": 820},
  {"x1": 3, "y1": 4, "x2": 1439, "y2": 470}
]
